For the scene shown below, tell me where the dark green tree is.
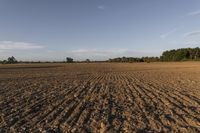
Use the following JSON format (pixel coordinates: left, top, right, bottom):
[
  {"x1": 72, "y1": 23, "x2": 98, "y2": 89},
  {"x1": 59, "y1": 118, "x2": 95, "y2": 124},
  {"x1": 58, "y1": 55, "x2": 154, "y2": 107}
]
[
  {"x1": 66, "y1": 57, "x2": 73, "y2": 63},
  {"x1": 7, "y1": 56, "x2": 18, "y2": 64},
  {"x1": 85, "y1": 59, "x2": 90, "y2": 63}
]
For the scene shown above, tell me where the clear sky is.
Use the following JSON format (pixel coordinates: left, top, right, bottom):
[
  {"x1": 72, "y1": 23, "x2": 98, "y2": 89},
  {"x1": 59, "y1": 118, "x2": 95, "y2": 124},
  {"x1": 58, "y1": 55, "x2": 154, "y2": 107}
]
[{"x1": 1, "y1": 0, "x2": 200, "y2": 61}]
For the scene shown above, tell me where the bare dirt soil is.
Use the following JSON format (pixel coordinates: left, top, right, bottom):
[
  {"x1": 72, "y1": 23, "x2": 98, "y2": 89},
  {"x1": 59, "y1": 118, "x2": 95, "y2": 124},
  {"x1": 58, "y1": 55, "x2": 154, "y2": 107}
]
[{"x1": 0, "y1": 62, "x2": 200, "y2": 132}]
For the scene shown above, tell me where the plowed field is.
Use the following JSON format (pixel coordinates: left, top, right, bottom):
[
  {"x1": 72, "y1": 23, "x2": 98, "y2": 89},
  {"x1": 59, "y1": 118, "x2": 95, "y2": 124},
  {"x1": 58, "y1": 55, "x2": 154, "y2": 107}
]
[{"x1": 0, "y1": 63, "x2": 200, "y2": 132}]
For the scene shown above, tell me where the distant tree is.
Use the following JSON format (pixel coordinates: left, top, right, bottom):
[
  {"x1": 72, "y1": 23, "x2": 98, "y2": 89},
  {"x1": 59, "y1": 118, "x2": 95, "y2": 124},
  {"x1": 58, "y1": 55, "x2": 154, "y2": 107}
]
[
  {"x1": 7, "y1": 56, "x2": 18, "y2": 64},
  {"x1": 2, "y1": 60, "x2": 7, "y2": 64},
  {"x1": 85, "y1": 59, "x2": 90, "y2": 63},
  {"x1": 66, "y1": 57, "x2": 73, "y2": 63}
]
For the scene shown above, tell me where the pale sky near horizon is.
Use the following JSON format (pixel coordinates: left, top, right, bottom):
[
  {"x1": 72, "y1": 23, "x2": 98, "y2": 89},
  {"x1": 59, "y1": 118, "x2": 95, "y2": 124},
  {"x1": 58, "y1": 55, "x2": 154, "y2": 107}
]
[{"x1": 1, "y1": 0, "x2": 200, "y2": 61}]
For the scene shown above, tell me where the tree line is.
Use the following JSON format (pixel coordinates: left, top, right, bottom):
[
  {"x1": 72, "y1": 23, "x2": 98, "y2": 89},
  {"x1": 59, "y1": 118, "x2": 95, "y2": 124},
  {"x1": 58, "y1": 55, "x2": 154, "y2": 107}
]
[
  {"x1": 1, "y1": 47, "x2": 200, "y2": 64},
  {"x1": 108, "y1": 57, "x2": 159, "y2": 63},
  {"x1": 109, "y1": 47, "x2": 200, "y2": 62},
  {"x1": 160, "y1": 47, "x2": 200, "y2": 61}
]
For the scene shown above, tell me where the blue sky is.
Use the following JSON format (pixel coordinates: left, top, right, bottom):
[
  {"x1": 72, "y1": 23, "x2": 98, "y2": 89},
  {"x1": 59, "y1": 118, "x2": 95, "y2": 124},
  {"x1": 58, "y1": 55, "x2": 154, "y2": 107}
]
[{"x1": 1, "y1": 0, "x2": 200, "y2": 61}]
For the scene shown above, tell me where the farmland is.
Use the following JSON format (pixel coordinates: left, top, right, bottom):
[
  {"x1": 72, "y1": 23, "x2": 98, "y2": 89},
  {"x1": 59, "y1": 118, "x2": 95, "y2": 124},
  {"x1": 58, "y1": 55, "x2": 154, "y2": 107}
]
[{"x1": 0, "y1": 62, "x2": 200, "y2": 132}]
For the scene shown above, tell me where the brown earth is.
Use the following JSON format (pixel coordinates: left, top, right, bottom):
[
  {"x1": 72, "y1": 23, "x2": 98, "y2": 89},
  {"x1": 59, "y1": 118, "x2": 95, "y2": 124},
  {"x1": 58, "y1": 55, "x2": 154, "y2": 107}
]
[{"x1": 0, "y1": 62, "x2": 200, "y2": 132}]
